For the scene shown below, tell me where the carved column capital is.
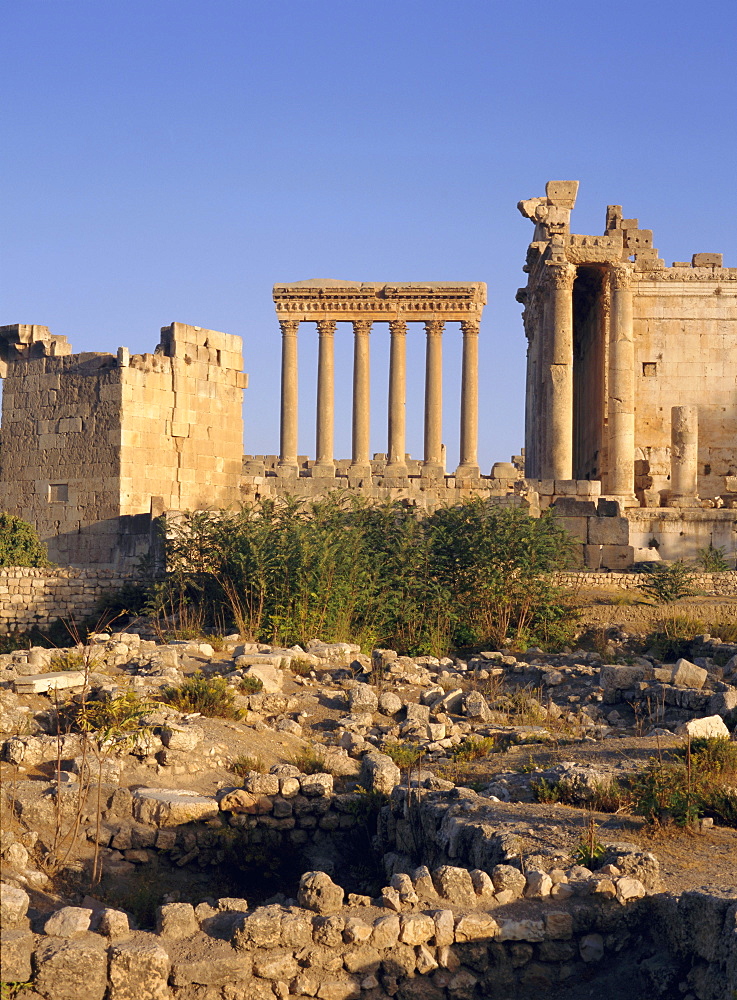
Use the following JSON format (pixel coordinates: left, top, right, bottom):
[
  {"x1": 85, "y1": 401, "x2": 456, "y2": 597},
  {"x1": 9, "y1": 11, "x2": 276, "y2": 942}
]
[
  {"x1": 460, "y1": 319, "x2": 480, "y2": 338},
  {"x1": 279, "y1": 319, "x2": 299, "y2": 337},
  {"x1": 424, "y1": 320, "x2": 444, "y2": 337},
  {"x1": 389, "y1": 319, "x2": 407, "y2": 337},
  {"x1": 316, "y1": 319, "x2": 336, "y2": 338},
  {"x1": 610, "y1": 262, "x2": 635, "y2": 291},
  {"x1": 352, "y1": 319, "x2": 372, "y2": 337},
  {"x1": 543, "y1": 261, "x2": 577, "y2": 291}
]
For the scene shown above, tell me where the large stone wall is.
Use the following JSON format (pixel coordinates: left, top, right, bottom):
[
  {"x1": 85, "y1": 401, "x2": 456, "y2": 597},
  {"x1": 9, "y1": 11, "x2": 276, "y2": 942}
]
[
  {"x1": 0, "y1": 568, "x2": 133, "y2": 633},
  {"x1": 0, "y1": 323, "x2": 247, "y2": 568}
]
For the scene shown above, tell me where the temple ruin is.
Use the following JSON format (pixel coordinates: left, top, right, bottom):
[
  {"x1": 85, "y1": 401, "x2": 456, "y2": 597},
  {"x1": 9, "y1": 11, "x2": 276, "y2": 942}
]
[
  {"x1": 517, "y1": 181, "x2": 737, "y2": 503},
  {"x1": 1, "y1": 183, "x2": 735, "y2": 570}
]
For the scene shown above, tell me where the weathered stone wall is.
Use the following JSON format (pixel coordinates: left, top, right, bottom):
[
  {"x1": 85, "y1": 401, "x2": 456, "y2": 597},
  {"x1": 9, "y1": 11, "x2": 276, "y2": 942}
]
[
  {"x1": 0, "y1": 322, "x2": 247, "y2": 568},
  {"x1": 553, "y1": 569, "x2": 737, "y2": 595},
  {"x1": 241, "y1": 455, "x2": 526, "y2": 509},
  {"x1": 0, "y1": 568, "x2": 133, "y2": 633},
  {"x1": 633, "y1": 271, "x2": 737, "y2": 498}
]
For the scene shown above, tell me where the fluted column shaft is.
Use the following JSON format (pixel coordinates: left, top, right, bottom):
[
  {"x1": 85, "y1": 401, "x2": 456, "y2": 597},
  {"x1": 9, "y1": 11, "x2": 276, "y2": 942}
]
[
  {"x1": 423, "y1": 320, "x2": 444, "y2": 476},
  {"x1": 351, "y1": 320, "x2": 371, "y2": 473},
  {"x1": 314, "y1": 319, "x2": 336, "y2": 476},
  {"x1": 278, "y1": 319, "x2": 299, "y2": 474},
  {"x1": 386, "y1": 320, "x2": 408, "y2": 473},
  {"x1": 456, "y1": 319, "x2": 480, "y2": 478},
  {"x1": 608, "y1": 263, "x2": 636, "y2": 496},
  {"x1": 543, "y1": 262, "x2": 576, "y2": 481}
]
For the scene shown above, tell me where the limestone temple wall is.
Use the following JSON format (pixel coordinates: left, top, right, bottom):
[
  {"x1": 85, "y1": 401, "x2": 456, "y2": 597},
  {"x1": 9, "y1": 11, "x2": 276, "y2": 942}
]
[
  {"x1": 0, "y1": 567, "x2": 133, "y2": 633},
  {"x1": 0, "y1": 323, "x2": 246, "y2": 568}
]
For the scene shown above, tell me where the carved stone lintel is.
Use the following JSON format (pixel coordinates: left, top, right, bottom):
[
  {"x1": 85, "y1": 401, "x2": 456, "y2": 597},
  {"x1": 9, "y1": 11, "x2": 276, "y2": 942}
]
[{"x1": 610, "y1": 263, "x2": 634, "y2": 291}]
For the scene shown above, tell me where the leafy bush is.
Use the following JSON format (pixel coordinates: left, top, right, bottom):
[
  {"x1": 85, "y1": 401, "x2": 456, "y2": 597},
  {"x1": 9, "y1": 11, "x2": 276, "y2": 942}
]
[
  {"x1": 162, "y1": 672, "x2": 242, "y2": 718},
  {"x1": 239, "y1": 674, "x2": 263, "y2": 694},
  {"x1": 450, "y1": 736, "x2": 497, "y2": 762},
  {"x1": 632, "y1": 738, "x2": 737, "y2": 827},
  {"x1": 289, "y1": 745, "x2": 334, "y2": 775},
  {"x1": 697, "y1": 543, "x2": 730, "y2": 572},
  {"x1": 0, "y1": 512, "x2": 49, "y2": 567},
  {"x1": 159, "y1": 495, "x2": 577, "y2": 656},
  {"x1": 639, "y1": 561, "x2": 696, "y2": 604},
  {"x1": 231, "y1": 754, "x2": 266, "y2": 777},
  {"x1": 49, "y1": 649, "x2": 85, "y2": 672}
]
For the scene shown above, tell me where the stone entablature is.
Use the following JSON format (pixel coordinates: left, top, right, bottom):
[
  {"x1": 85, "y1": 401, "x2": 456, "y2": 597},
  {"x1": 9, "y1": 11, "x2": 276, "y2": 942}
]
[
  {"x1": 273, "y1": 280, "x2": 486, "y2": 321},
  {"x1": 517, "y1": 182, "x2": 737, "y2": 505}
]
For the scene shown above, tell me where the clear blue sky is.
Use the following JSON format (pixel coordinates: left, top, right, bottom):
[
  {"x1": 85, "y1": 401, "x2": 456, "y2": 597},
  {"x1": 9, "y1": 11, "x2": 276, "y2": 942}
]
[{"x1": 4, "y1": 0, "x2": 736, "y2": 472}]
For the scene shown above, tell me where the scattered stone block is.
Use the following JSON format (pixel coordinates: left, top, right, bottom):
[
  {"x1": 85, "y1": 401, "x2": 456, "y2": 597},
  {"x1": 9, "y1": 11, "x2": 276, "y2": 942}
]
[
  {"x1": 108, "y1": 939, "x2": 171, "y2": 1000},
  {"x1": 298, "y1": 871, "x2": 344, "y2": 914},
  {"x1": 44, "y1": 906, "x2": 92, "y2": 938},
  {"x1": 156, "y1": 901, "x2": 198, "y2": 938},
  {"x1": 676, "y1": 715, "x2": 730, "y2": 739},
  {"x1": 0, "y1": 883, "x2": 29, "y2": 927}
]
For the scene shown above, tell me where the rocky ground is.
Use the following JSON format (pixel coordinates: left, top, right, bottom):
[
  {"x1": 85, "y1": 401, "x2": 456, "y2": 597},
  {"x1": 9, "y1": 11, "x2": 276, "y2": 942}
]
[{"x1": 1, "y1": 592, "x2": 736, "y2": 998}]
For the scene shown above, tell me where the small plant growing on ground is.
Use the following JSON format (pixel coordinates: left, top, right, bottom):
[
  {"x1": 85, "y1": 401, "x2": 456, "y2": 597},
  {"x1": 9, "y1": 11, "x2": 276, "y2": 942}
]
[
  {"x1": 697, "y1": 543, "x2": 730, "y2": 572},
  {"x1": 48, "y1": 648, "x2": 86, "y2": 672},
  {"x1": 450, "y1": 736, "x2": 498, "y2": 763},
  {"x1": 531, "y1": 777, "x2": 562, "y2": 803},
  {"x1": 289, "y1": 658, "x2": 315, "y2": 677},
  {"x1": 571, "y1": 815, "x2": 606, "y2": 868},
  {"x1": 290, "y1": 744, "x2": 334, "y2": 775},
  {"x1": 162, "y1": 672, "x2": 242, "y2": 718},
  {"x1": 231, "y1": 754, "x2": 266, "y2": 777},
  {"x1": 639, "y1": 561, "x2": 696, "y2": 604},
  {"x1": 239, "y1": 674, "x2": 264, "y2": 694}
]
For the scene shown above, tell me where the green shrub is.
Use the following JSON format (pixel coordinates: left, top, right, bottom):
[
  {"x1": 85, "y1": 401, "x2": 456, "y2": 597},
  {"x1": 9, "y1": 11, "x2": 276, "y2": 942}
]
[
  {"x1": 639, "y1": 561, "x2": 696, "y2": 604},
  {"x1": 449, "y1": 736, "x2": 498, "y2": 762},
  {"x1": 159, "y1": 495, "x2": 578, "y2": 656},
  {"x1": 289, "y1": 745, "x2": 333, "y2": 775},
  {"x1": 0, "y1": 512, "x2": 49, "y2": 567},
  {"x1": 231, "y1": 754, "x2": 266, "y2": 777},
  {"x1": 697, "y1": 543, "x2": 730, "y2": 572},
  {"x1": 162, "y1": 672, "x2": 242, "y2": 718},
  {"x1": 49, "y1": 649, "x2": 85, "y2": 672},
  {"x1": 239, "y1": 674, "x2": 264, "y2": 694}
]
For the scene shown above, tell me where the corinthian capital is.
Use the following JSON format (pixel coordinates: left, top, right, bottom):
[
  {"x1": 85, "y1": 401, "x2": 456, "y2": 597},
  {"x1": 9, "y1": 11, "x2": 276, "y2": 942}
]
[
  {"x1": 316, "y1": 319, "x2": 337, "y2": 337},
  {"x1": 460, "y1": 319, "x2": 480, "y2": 337},
  {"x1": 279, "y1": 319, "x2": 299, "y2": 337},
  {"x1": 424, "y1": 320, "x2": 444, "y2": 337},
  {"x1": 389, "y1": 320, "x2": 407, "y2": 337},
  {"x1": 610, "y1": 262, "x2": 634, "y2": 290},
  {"x1": 352, "y1": 320, "x2": 372, "y2": 337},
  {"x1": 543, "y1": 262, "x2": 577, "y2": 291}
]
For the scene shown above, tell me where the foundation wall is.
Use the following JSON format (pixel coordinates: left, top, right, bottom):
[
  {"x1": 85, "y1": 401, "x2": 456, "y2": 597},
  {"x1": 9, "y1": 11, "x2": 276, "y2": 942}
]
[{"x1": 0, "y1": 567, "x2": 135, "y2": 633}]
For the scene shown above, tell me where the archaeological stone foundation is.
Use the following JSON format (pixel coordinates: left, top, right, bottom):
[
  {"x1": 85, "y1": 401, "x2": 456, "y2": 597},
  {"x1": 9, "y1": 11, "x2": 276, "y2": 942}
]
[{"x1": 0, "y1": 182, "x2": 735, "y2": 578}]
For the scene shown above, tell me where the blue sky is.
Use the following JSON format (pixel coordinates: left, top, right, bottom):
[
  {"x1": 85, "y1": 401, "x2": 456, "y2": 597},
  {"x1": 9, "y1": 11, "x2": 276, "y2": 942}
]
[{"x1": 4, "y1": 0, "x2": 736, "y2": 471}]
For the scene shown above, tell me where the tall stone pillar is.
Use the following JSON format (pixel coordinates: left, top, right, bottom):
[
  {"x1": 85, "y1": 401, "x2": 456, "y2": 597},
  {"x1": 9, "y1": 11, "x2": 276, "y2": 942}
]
[
  {"x1": 314, "y1": 319, "x2": 336, "y2": 477},
  {"x1": 351, "y1": 320, "x2": 372, "y2": 477},
  {"x1": 670, "y1": 405, "x2": 699, "y2": 502},
  {"x1": 423, "y1": 320, "x2": 444, "y2": 478},
  {"x1": 456, "y1": 319, "x2": 480, "y2": 478},
  {"x1": 278, "y1": 319, "x2": 299, "y2": 476},
  {"x1": 386, "y1": 320, "x2": 408, "y2": 475},
  {"x1": 543, "y1": 262, "x2": 576, "y2": 482},
  {"x1": 608, "y1": 263, "x2": 636, "y2": 497}
]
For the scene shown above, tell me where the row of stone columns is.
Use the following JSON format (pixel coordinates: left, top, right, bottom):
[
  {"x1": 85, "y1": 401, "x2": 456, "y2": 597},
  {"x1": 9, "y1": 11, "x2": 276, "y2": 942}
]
[
  {"x1": 540, "y1": 260, "x2": 636, "y2": 496},
  {"x1": 278, "y1": 319, "x2": 480, "y2": 478}
]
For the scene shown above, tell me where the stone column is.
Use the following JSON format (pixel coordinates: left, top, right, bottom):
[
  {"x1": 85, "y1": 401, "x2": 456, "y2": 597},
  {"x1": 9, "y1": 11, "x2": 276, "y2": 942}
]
[
  {"x1": 456, "y1": 319, "x2": 480, "y2": 478},
  {"x1": 543, "y1": 262, "x2": 576, "y2": 482},
  {"x1": 386, "y1": 320, "x2": 408, "y2": 475},
  {"x1": 351, "y1": 320, "x2": 372, "y2": 477},
  {"x1": 608, "y1": 263, "x2": 636, "y2": 497},
  {"x1": 670, "y1": 405, "x2": 699, "y2": 501},
  {"x1": 422, "y1": 320, "x2": 444, "y2": 478},
  {"x1": 278, "y1": 319, "x2": 299, "y2": 476},
  {"x1": 314, "y1": 319, "x2": 336, "y2": 477}
]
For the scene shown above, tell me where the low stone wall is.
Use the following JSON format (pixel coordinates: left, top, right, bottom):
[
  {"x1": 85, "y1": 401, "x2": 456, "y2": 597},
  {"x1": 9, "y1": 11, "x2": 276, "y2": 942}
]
[
  {"x1": 554, "y1": 570, "x2": 737, "y2": 595},
  {"x1": 0, "y1": 567, "x2": 133, "y2": 633}
]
